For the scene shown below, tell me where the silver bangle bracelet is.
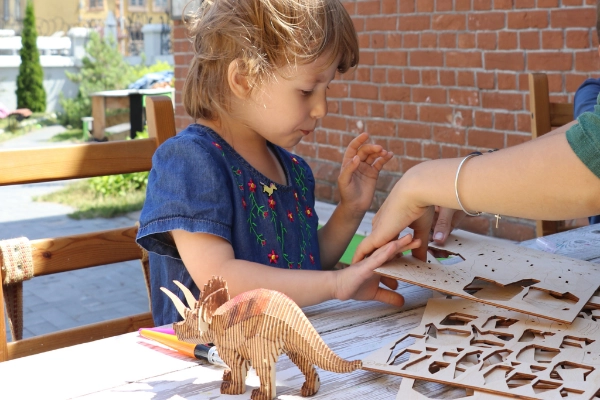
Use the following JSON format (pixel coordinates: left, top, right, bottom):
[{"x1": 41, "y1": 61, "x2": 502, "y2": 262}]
[{"x1": 454, "y1": 152, "x2": 482, "y2": 217}]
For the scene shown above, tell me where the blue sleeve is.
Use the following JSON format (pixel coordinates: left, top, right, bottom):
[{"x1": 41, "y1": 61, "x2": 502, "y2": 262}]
[
  {"x1": 136, "y1": 135, "x2": 233, "y2": 258},
  {"x1": 574, "y1": 78, "x2": 600, "y2": 118}
]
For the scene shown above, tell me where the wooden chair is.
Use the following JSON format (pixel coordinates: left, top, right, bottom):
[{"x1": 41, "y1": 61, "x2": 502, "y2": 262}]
[
  {"x1": 0, "y1": 96, "x2": 176, "y2": 361},
  {"x1": 528, "y1": 73, "x2": 585, "y2": 237}
]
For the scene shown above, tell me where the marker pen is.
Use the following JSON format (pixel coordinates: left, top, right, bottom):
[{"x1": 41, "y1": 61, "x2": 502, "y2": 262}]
[{"x1": 139, "y1": 329, "x2": 228, "y2": 368}]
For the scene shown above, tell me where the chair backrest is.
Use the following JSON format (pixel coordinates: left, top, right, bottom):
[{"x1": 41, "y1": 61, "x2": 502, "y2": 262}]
[
  {"x1": 528, "y1": 73, "x2": 581, "y2": 237},
  {"x1": 0, "y1": 96, "x2": 177, "y2": 361}
]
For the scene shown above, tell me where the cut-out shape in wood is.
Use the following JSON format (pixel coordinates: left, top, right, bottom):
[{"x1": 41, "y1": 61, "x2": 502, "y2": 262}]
[
  {"x1": 161, "y1": 277, "x2": 361, "y2": 400},
  {"x1": 364, "y1": 297, "x2": 600, "y2": 399},
  {"x1": 375, "y1": 230, "x2": 600, "y2": 323}
]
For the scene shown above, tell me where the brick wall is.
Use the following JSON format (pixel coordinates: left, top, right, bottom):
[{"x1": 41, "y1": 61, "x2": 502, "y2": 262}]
[{"x1": 172, "y1": 1, "x2": 599, "y2": 241}]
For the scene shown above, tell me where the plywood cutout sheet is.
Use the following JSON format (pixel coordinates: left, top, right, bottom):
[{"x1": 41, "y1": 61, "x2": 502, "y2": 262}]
[
  {"x1": 375, "y1": 230, "x2": 600, "y2": 323},
  {"x1": 363, "y1": 297, "x2": 600, "y2": 400}
]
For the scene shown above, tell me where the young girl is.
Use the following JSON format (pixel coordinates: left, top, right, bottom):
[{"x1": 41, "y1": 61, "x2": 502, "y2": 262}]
[{"x1": 137, "y1": 0, "x2": 420, "y2": 325}]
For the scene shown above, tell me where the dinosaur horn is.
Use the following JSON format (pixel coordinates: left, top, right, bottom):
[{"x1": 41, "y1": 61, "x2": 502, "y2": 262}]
[
  {"x1": 172, "y1": 280, "x2": 198, "y2": 309},
  {"x1": 160, "y1": 287, "x2": 188, "y2": 319}
]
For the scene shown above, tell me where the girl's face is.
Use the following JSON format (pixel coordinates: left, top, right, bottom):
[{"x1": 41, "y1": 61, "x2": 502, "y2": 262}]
[{"x1": 239, "y1": 52, "x2": 342, "y2": 149}]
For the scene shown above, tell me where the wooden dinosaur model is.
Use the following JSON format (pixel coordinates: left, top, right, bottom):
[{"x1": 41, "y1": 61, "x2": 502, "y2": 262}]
[{"x1": 161, "y1": 277, "x2": 361, "y2": 400}]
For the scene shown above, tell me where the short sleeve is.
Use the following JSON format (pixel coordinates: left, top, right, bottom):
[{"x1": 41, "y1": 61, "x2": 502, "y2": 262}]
[
  {"x1": 566, "y1": 107, "x2": 600, "y2": 179},
  {"x1": 136, "y1": 134, "x2": 234, "y2": 259}
]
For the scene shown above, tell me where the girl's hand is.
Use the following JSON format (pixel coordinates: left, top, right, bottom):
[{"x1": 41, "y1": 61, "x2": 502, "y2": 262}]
[
  {"x1": 338, "y1": 132, "x2": 393, "y2": 215},
  {"x1": 333, "y1": 234, "x2": 421, "y2": 307}
]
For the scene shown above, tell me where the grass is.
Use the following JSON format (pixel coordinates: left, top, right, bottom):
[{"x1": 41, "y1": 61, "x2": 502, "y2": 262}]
[
  {"x1": 47, "y1": 128, "x2": 84, "y2": 143},
  {"x1": 34, "y1": 179, "x2": 146, "y2": 219}
]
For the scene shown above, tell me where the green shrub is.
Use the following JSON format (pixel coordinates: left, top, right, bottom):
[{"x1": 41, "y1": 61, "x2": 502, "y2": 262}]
[{"x1": 16, "y1": 0, "x2": 46, "y2": 112}]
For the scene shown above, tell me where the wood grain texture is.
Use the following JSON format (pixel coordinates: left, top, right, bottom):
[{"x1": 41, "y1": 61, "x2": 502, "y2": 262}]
[{"x1": 375, "y1": 230, "x2": 600, "y2": 323}]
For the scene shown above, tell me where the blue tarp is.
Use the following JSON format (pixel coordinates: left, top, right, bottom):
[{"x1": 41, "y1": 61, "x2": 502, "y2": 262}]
[{"x1": 128, "y1": 70, "x2": 174, "y2": 90}]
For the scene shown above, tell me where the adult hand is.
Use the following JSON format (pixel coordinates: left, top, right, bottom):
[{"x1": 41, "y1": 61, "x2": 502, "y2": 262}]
[
  {"x1": 431, "y1": 207, "x2": 465, "y2": 244},
  {"x1": 334, "y1": 234, "x2": 421, "y2": 307},
  {"x1": 337, "y1": 132, "x2": 393, "y2": 215}
]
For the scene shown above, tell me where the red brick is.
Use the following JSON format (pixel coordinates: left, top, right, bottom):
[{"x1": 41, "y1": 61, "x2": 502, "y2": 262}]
[
  {"x1": 372, "y1": 103, "x2": 385, "y2": 118},
  {"x1": 575, "y1": 50, "x2": 600, "y2": 72},
  {"x1": 477, "y1": 32, "x2": 497, "y2": 50},
  {"x1": 328, "y1": 82, "x2": 349, "y2": 98},
  {"x1": 421, "y1": 70, "x2": 439, "y2": 86},
  {"x1": 494, "y1": 112, "x2": 515, "y2": 131},
  {"x1": 566, "y1": 74, "x2": 590, "y2": 92},
  {"x1": 477, "y1": 72, "x2": 495, "y2": 89},
  {"x1": 321, "y1": 115, "x2": 347, "y2": 131},
  {"x1": 507, "y1": 11, "x2": 548, "y2": 29},
  {"x1": 498, "y1": 31, "x2": 517, "y2": 50},
  {"x1": 376, "y1": 51, "x2": 409, "y2": 66},
  {"x1": 410, "y1": 50, "x2": 444, "y2": 67},
  {"x1": 403, "y1": 33, "x2": 420, "y2": 48},
  {"x1": 447, "y1": 51, "x2": 483, "y2": 68},
  {"x1": 473, "y1": 0, "x2": 492, "y2": 10},
  {"x1": 515, "y1": 0, "x2": 535, "y2": 8},
  {"x1": 496, "y1": 219, "x2": 536, "y2": 241},
  {"x1": 433, "y1": 126, "x2": 467, "y2": 145},
  {"x1": 387, "y1": 33, "x2": 402, "y2": 48},
  {"x1": 485, "y1": 52, "x2": 525, "y2": 71},
  {"x1": 564, "y1": 0, "x2": 583, "y2": 4},
  {"x1": 440, "y1": 70, "x2": 456, "y2": 86},
  {"x1": 468, "y1": 13, "x2": 506, "y2": 31},
  {"x1": 495, "y1": 0, "x2": 513, "y2": 9},
  {"x1": 497, "y1": 73, "x2": 517, "y2": 90},
  {"x1": 365, "y1": 17, "x2": 397, "y2": 31},
  {"x1": 566, "y1": 30, "x2": 591, "y2": 49},
  {"x1": 441, "y1": 145, "x2": 460, "y2": 158},
  {"x1": 432, "y1": 15, "x2": 466, "y2": 30},
  {"x1": 357, "y1": 67, "x2": 371, "y2": 82},
  {"x1": 436, "y1": 0, "x2": 453, "y2": 11},
  {"x1": 371, "y1": 33, "x2": 386, "y2": 49},
  {"x1": 373, "y1": 68, "x2": 387, "y2": 84},
  {"x1": 542, "y1": 30, "x2": 564, "y2": 49},
  {"x1": 507, "y1": 132, "x2": 531, "y2": 147},
  {"x1": 439, "y1": 33, "x2": 457, "y2": 48},
  {"x1": 398, "y1": 15, "x2": 431, "y2": 31},
  {"x1": 388, "y1": 69, "x2": 403, "y2": 84},
  {"x1": 386, "y1": 104, "x2": 403, "y2": 119},
  {"x1": 405, "y1": 141, "x2": 422, "y2": 157},
  {"x1": 404, "y1": 104, "x2": 418, "y2": 120},
  {"x1": 404, "y1": 69, "x2": 421, "y2": 84},
  {"x1": 355, "y1": 102, "x2": 370, "y2": 117},
  {"x1": 327, "y1": 100, "x2": 340, "y2": 114},
  {"x1": 419, "y1": 105, "x2": 454, "y2": 124},
  {"x1": 340, "y1": 101, "x2": 353, "y2": 115},
  {"x1": 416, "y1": 0, "x2": 435, "y2": 12},
  {"x1": 327, "y1": 131, "x2": 341, "y2": 146},
  {"x1": 449, "y1": 89, "x2": 479, "y2": 106},
  {"x1": 458, "y1": 217, "x2": 491, "y2": 236},
  {"x1": 388, "y1": 138, "x2": 405, "y2": 155},
  {"x1": 399, "y1": 0, "x2": 415, "y2": 13},
  {"x1": 358, "y1": 50, "x2": 375, "y2": 65},
  {"x1": 423, "y1": 143, "x2": 441, "y2": 159},
  {"x1": 401, "y1": 158, "x2": 425, "y2": 173},
  {"x1": 397, "y1": 121, "x2": 432, "y2": 139},
  {"x1": 381, "y1": 86, "x2": 411, "y2": 101},
  {"x1": 356, "y1": 0, "x2": 380, "y2": 14},
  {"x1": 475, "y1": 110, "x2": 493, "y2": 128},
  {"x1": 528, "y1": 52, "x2": 573, "y2": 71},
  {"x1": 520, "y1": 31, "x2": 540, "y2": 50},
  {"x1": 516, "y1": 114, "x2": 531, "y2": 134},
  {"x1": 458, "y1": 33, "x2": 476, "y2": 49},
  {"x1": 455, "y1": 0, "x2": 471, "y2": 11},
  {"x1": 318, "y1": 146, "x2": 345, "y2": 163},
  {"x1": 481, "y1": 92, "x2": 523, "y2": 111},
  {"x1": 367, "y1": 120, "x2": 396, "y2": 137},
  {"x1": 538, "y1": 0, "x2": 559, "y2": 6},
  {"x1": 467, "y1": 129, "x2": 505, "y2": 148},
  {"x1": 551, "y1": 9, "x2": 596, "y2": 28},
  {"x1": 413, "y1": 87, "x2": 447, "y2": 104},
  {"x1": 421, "y1": 32, "x2": 438, "y2": 48},
  {"x1": 382, "y1": 0, "x2": 398, "y2": 13}
]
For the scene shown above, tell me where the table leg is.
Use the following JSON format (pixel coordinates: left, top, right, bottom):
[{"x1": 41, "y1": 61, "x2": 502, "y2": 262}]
[{"x1": 91, "y1": 96, "x2": 106, "y2": 141}]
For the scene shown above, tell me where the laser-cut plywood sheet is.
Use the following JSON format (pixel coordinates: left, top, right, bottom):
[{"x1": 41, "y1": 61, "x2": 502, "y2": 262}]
[
  {"x1": 364, "y1": 297, "x2": 600, "y2": 400},
  {"x1": 397, "y1": 378, "x2": 507, "y2": 400},
  {"x1": 375, "y1": 230, "x2": 600, "y2": 323}
]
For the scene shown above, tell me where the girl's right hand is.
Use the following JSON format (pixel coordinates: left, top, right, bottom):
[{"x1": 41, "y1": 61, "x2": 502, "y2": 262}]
[{"x1": 333, "y1": 234, "x2": 421, "y2": 307}]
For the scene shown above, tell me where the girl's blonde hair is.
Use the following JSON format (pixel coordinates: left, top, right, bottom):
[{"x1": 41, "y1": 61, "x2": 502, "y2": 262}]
[{"x1": 182, "y1": 0, "x2": 359, "y2": 120}]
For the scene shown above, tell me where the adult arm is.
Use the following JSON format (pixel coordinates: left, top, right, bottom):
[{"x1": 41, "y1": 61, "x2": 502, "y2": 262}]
[{"x1": 354, "y1": 121, "x2": 600, "y2": 262}]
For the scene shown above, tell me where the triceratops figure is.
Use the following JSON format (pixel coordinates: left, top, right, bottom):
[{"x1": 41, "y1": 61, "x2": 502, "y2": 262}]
[{"x1": 161, "y1": 277, "x2": 362, "y2": 400}]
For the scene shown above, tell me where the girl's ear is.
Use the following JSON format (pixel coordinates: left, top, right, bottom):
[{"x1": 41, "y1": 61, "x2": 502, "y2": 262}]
[{"x1": 228, "y1": 59, "x2": 251, "y2": 100}]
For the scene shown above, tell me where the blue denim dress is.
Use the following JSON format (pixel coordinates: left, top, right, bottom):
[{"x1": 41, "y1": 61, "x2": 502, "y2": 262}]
[{"x1": 136, "y1": 124, "x2": 322, "y2": 325}]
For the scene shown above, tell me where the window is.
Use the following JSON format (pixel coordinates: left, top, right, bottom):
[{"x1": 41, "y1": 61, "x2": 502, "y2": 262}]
[
  {"x1": 153, "y1": 0, "x2": 168, "y2": 10},
  {"x1": 130, "y1": 0, "x2": 146, "y2": 6},
  {"x1": 89, "y1": 0, "x2": 104, "y2": 8}
]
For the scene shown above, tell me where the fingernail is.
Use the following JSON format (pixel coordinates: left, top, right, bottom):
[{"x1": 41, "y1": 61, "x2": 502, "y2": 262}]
[{"x1": 433, "y1": 232, "x2": 444, "y2": 241}]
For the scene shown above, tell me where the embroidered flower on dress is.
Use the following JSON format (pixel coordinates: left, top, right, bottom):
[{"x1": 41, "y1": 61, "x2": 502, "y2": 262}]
[
  {"x1": 263, "y1": 211, "x2": 269, "y2": 218},
  {"x1": 287, "y1": 211, "x2": 294, "y2": 222},
  {"x1": 291, "y1": 156, "x2": 299, "y2": 164},
  {"x1": 268, "y1": 250, "x2": 279, "y2": 264},
  {"x1": 294, "y1": 191, "x2": 299, "y2": 201},
  {"x1": 248, "y1": 179, "x2": 257, "y2": 192},
  {"x1": 261, "y1": 240, "x2": 266, "y2": 246},
  {"x1": 309, "y1": 253, "x2": 315, "y2": 264},
  {"x1": 268, "y1": 196, "x2": 276, "y2": 209},
  {"x1": 238, "y1": 185, "x2": 244, "y2": 191},
  {"x1": 305, "y1": 206, "x2": 313, "y2": 217},
  {"x1": 242, "y1": 198, "x2": 247, "y2": 209},
  {"x1": 212, "y1": 142, "x2": 222, "y2": 149}
]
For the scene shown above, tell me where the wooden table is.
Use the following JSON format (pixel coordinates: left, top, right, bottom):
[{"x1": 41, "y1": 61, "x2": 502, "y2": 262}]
[{"x1": 2, "y1": 226, "x2": 598, "y2": 399}]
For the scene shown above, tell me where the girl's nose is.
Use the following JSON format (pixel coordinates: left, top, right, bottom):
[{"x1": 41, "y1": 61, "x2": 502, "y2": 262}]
[{"x1": 310, "y1": 94, "x2": 327, "y2": 119}]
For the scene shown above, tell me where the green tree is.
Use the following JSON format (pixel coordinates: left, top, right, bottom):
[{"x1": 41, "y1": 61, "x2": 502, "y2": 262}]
[
  {"x1": 59, "y1": 32, "x2": 135, "y2": 128},
  {"x1": 16, "y1": 0, "x2": 46, "y2": 112}
]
